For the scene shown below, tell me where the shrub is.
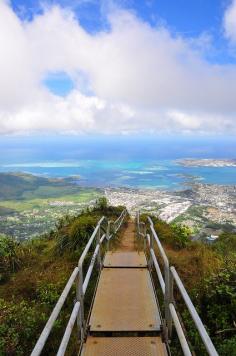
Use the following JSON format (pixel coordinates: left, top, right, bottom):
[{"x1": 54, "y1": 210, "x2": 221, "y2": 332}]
[
  {"x1": 0, "y1": 235, "x2": 22, "y2": 282},
  {"x1": 0, "y1": 299, "x2": 47, "y2": 355},
  {"x1": 200, "y1": 261, "x2": 236, "y2": 333},
  {"x1": 93, "y1": 197, "x2": 125, "y2": 217},
  {"x1": 171, "y1": 223, "x2": 191, "y2": 248},
  {"x1": 55, "y1": 214, "x2": 98, "y2": 253},
  {"x1": 140, "y1": 214, "x2": 191, "y2": 249},
  {"x1": 217, "y1": 336, "x2": 236, "y2": 355},
  {"x1": 96, "y1": 197, "x2": 108, "y2": 212},
  {"x1": 36, "y1": 283, "x2": 61, "y2": 305},
  {"x1": 179, "y1": 261, "x2": 236, "y2": 355},
  {"x1": 214, "y1": 232, "x2": 236, "y2": 257}
]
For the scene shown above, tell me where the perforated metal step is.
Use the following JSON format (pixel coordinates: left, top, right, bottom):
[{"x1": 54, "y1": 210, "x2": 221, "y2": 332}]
[
  {"x1": 89, "y1": 268, "x2": 161, "y2": 332},
  {"x1": 81, "y1": 336, "x2": 168, "y2": 356},
  {"x1": 103, "y1": 251, "x2": 147, "y2": 268}
]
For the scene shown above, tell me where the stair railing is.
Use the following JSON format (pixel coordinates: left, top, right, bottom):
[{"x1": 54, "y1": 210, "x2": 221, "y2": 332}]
[
  {"x1": 31, "y1": 208, "x2": 127, "y2": 356},
  {"x1": 136, "y1": 211, "x2": 218, "y2": 356}
]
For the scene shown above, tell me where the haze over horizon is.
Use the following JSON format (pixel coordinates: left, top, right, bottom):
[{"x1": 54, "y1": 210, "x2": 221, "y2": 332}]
[{"x1": 1, "y1": 0, "x2": 236, "y2": 137}]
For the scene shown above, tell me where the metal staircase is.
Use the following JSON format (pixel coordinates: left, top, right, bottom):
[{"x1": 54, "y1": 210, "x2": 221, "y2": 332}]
[{"x1": 31, "y1": 209, "x2": 218, "y2": 356}]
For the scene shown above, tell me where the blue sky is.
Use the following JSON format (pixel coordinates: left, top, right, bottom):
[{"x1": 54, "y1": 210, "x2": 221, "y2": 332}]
[
  {"x1": 11, "y1": 0, "x2": 233, "y2": 61},
  {"x1": 0, "y1": 0, "x2": 236, "y2": 135},
  {"x1": 10, "y1": 0, "x2": 228, "y2": 35},
  {"x1": 11, "y1": 0, "x2": 235, "y2": 96}
]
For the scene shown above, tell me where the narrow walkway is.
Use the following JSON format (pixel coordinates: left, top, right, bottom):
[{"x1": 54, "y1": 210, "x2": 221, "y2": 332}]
[{"x1": 81, "y1": 221, "x2": 167, "y2": 356}]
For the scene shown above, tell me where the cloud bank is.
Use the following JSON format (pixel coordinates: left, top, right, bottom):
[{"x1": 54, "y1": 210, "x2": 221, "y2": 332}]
[{"x1": 0, "y1": 1, "x2": 236, "y2": 135}]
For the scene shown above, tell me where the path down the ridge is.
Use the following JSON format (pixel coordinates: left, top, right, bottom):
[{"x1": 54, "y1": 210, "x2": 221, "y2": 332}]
[{"x1": 81, "y1": 221, "x2": 168, "y2": 356}]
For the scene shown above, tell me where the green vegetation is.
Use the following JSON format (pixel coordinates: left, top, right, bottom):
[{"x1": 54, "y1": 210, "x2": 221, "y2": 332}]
[
  {"x1": 0, "y1": 235, "x2": 22, "y2": 282},
  {"x1": 141, "y1": 214, "x2": 192, "y2": 249},
  {"x1": 55, "y1": 214, "x2": 99, "y2": 253},
  {"x1": 0, "y1": 172, "x2": 102, "y2": 239},
  {"x1": 0, "y1": 195, "x2": 235, "y2": 355},
  {"x1": 214, "y1": 232, "x2": 236, "y2": 257},
  {"x1": 141, "y1": 213, "x2": 236, "y2": 355},
  {"x1": 0, "y1": 172, "x2": 91, "y2": 200},
  {"x1": 0, "y1": 198, "x2": 127, "y2": 355}
]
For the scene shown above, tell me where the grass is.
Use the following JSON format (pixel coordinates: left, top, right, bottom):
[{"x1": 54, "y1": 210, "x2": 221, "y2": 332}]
[
  {"x1": 0, "y1": 191, "x2": 102, "y2": 212},
  {"x1": 0, "y1": 172, "x2": 102, "y2": 201},
  {"x1": 0, "y1": 237, "x2": 78, "y2": 355},
  {"x1": 143, "y1": 213, "x2": 236, "y2": 355},
  {"x1": 163, "y1": 242, "x2": 223, "y2": 289}
]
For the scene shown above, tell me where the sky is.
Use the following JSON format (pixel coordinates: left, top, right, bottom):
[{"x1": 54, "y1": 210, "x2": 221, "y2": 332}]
[{"x1": 1, "y1": 0, "x2": 236, "y2": 136}]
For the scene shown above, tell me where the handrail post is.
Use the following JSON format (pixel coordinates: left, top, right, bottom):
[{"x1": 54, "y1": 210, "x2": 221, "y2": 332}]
[
  {"x1": 106, "y1": 220, "x2": 111, "y2": 251},
  {"x1": 136, "y1": 211, "x2": 140, "y2": 238},
  {"x1": 140, "y1": 222, "x2": 146, "y2": 237},
  {"x1": 167, "y1": 270, "x2": 174, "y2": 338},
  {"x1": 140, "y1": 222, "x2": 146, "y2": 249},
  {"x1": 148, "y1": 229, "x2": 154, "y2": 270},
  {"x1": 77, "y1": 265, "x2": 84, "y2": 342},
  {"x1": 164, "y1": 264, "x2": 170, "y2": 342},
  {"x1": 76, "y1": 272, "x2": 81, "y2": 343},
  {"x1": 96, "y1": 224, "x2": 102, "y2": 270},
  {"x1": 164, "y1": 263, "x2": 173, "y2": 342},
  {"x1": 143, "y1": 226, "x2": 147, "y2": 251}
]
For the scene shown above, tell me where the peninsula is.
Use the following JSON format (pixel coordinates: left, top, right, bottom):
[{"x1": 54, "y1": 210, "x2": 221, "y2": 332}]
[{"x1": 177, "y1": 158, "x2": 236, "y2": 167}]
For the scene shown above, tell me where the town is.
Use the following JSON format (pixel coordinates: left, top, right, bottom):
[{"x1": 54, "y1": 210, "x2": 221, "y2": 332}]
[
  {"x1": 0, "y1": 182, "x2": 235, "y2": 241},
  {"x1": 0, "y1": 199, "x2": 98, "y2": 240},
  {"x1": 105, "y1": 183, "x2": 236, "y2": 240}
]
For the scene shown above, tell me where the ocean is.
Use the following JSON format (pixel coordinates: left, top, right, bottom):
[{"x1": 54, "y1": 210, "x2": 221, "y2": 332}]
[{"x1": 0, "y1": 135, "x2": 235, "y2": 190}]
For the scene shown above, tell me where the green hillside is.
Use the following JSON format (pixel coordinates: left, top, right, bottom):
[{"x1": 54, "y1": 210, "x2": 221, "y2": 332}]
[
  {"x1": 0, "y1": 173, "x2": 102, "y2": 239},
  {"x1": 0, "y1": 202, "x2": 235, "y2": 355},
  {"x1": 0, "y1": 172, "x2": 98, "y2": 200},
  {"x1": 0, "y1": 199, "x2": 127, "y2": 355}
]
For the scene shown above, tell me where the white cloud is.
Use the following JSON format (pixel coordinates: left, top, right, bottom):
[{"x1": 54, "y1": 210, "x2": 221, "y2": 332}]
[
  {"x1": 0, "y1": 2, "x2": 236, "y2": 135},
  {"x1": 224, "y1": 0, "x2": 236, "y2": 43}
]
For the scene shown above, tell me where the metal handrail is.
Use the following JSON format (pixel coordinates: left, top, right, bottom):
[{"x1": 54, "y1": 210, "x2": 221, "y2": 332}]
[
  {"x1": 83, "y1": 234, "x2": 106, "y2": 295},
  {"x1": 78, "y1": 216, "x2": 105, "y2": 270},
  {"x1": 146, "y1": 233, "x2": 165, "y2": 293},
  {"x1": 32, "y1": 208, "x2": 127, "y2": 356},
  {"x1": 136, "y1": 211, "x2": 218, "y2": 356},
  {"x1": 149, "y1": 221, "x2": 169, "y2": 268},
  {"x1": 77, "y1": 208, "x2": 127, "y2": 347},
  {"x1": 31, "y1": 267, "x2": 79, "y2": 356},
  {"x1": 147, "y1": 216, "x2": 172, "y2": 339},
  {"x1": 170, "y1": 267, "x2": 218, "y2": 356},
  {"x1": 169, "y1": 303, "x2": 191, "y2": 356},
  {"x1": 57, "y1": 301, "x2": 81, "y2": 356}
]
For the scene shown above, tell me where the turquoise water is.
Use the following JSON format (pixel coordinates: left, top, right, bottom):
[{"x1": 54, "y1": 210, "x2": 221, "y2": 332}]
[
  {"x1": 0, "y1": 159, "x2": 235, "y2": 190},
  {"x1": 0, "y1": 136, "x2": 235, "y2": 190}
]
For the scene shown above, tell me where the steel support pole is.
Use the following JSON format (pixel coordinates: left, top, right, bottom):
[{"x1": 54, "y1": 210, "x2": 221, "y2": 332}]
[
  {"x1": 167, "y1": 271, "x2": 174, "y2": 338},
  {"x1": 169, "y1": 304, "x2": 192, "y2": 356},
  {"x1": 144, "y1": 231, "x2": 147, "y2": 251},
  {"x1": 106, "y1": 221, "x2": 111, "y2": 252},
  {"x1": 96, "y1": 225, "x2": 102, "y2": 270},
  {"x1": 148, "y1": 230, "x2": 154, "y2": 270},
  {"x1": 164, "y1": 263, "x2": 171, "y2": 342},
  {"x1": 137, "y1": 211, "x2": 140, "y2": 238},
  {"x1": 142, "y1": 223, "x2": 146, "y2": 249},
  {"x1": 78, "y1": 266, "x2": 84, "y2": 342},
  {"x1": 76, "y1": 273, "x2": 80, "y2": 342}
]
